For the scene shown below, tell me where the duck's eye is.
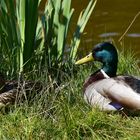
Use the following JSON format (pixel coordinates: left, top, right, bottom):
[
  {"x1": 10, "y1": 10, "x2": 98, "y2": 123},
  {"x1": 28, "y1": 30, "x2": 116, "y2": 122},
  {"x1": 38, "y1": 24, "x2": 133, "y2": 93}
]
[{"x1": 94, "y1": 47, "x2": 102, "y2": 52}]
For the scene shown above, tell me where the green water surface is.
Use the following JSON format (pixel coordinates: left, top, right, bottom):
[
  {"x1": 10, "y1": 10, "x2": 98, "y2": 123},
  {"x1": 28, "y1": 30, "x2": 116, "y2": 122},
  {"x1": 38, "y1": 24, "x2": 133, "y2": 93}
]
[{"x1": 71, "y1": 0, "x2": 140, "y2": 58}]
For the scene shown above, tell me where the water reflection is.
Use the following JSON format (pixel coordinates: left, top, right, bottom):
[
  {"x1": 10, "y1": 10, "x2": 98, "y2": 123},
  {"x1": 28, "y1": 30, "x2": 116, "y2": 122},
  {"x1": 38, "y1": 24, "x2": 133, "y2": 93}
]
[
  {"x1": 72, "y1": 0, "x2": 140, "y2": 58},
  {"x1": 127, "y1": 33, "x2": 140, "y2": 38},
  {"x1": 99, "y1": 32, "x2": 119, "y2": 38}
]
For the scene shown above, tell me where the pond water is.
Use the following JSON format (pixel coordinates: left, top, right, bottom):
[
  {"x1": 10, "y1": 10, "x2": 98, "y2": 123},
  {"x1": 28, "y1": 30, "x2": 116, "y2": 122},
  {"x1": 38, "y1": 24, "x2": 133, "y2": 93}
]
[{"x1": 71, "y1": 0, "x2": 140, "y2": 59}]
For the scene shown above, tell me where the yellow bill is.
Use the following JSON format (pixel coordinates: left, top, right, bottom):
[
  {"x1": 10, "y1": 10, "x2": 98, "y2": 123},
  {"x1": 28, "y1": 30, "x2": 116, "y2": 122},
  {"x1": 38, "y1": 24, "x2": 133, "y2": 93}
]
[{"x1": 75, "y1": 53, "x2": 94, "y2": 65}]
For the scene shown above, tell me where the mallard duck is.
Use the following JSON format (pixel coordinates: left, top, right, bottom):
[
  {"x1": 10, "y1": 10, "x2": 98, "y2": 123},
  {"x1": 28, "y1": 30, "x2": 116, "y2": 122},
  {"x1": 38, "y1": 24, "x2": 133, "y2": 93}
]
[
  {"x1": 75, "y1": 42, "x2": 140, "y2": 111},
  {"x1": 0, "y1": 78, "x2": 42, "y2": 108}
]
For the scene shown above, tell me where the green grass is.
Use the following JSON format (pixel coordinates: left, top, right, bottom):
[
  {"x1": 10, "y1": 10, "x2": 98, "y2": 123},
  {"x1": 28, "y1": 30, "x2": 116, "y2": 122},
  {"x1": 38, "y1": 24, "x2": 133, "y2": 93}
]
[{"x1": 0, "y1": 50, "x2": 140, "y2": 139}]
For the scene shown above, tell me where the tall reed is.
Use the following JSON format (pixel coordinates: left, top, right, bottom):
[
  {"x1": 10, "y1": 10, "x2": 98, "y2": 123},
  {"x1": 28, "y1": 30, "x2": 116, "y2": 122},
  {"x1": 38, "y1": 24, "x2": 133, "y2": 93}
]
[{"x1": 0, "y1": 0, "x2": 97, "y2": 80}]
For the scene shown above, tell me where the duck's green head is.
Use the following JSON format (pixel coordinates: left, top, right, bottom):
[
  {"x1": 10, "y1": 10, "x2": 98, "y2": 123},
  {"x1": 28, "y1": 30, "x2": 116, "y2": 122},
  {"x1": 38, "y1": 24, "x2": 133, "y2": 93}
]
[{"x1": 75, "y1": 42, "x2": 118, "y2": 77}]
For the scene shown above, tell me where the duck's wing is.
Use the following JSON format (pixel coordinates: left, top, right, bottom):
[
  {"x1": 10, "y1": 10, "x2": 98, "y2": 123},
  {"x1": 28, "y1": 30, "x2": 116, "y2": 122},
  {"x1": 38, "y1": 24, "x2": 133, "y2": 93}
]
[
  {"x1": 115, "y1": 75, "x2": 140, "y2": 93},
  {"x1": 92, "y1": 78, "x2": 140, "y2": 110},
  {"x1": 84, "y1": 84, "x2": 122, "y2": 111}
]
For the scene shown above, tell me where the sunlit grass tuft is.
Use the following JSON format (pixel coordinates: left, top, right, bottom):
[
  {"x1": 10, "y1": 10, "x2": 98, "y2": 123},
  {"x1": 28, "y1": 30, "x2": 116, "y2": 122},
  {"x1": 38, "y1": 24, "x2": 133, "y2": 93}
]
[{"x1": 118, "y1": 49, "x2": 140, "y2": 75}]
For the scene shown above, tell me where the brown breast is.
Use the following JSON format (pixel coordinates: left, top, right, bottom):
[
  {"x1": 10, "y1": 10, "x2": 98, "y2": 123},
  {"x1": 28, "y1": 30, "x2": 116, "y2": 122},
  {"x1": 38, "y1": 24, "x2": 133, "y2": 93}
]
[{"x1": 83, "y1": 70, "x2": 106, "y2": 92}]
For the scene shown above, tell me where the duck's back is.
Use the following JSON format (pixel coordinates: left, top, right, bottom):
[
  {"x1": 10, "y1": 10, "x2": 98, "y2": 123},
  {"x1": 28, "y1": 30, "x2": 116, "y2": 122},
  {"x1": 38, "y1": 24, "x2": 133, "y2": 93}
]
[{"x1": 114, "y1": 75, "x2": 140, "y2": 93}]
